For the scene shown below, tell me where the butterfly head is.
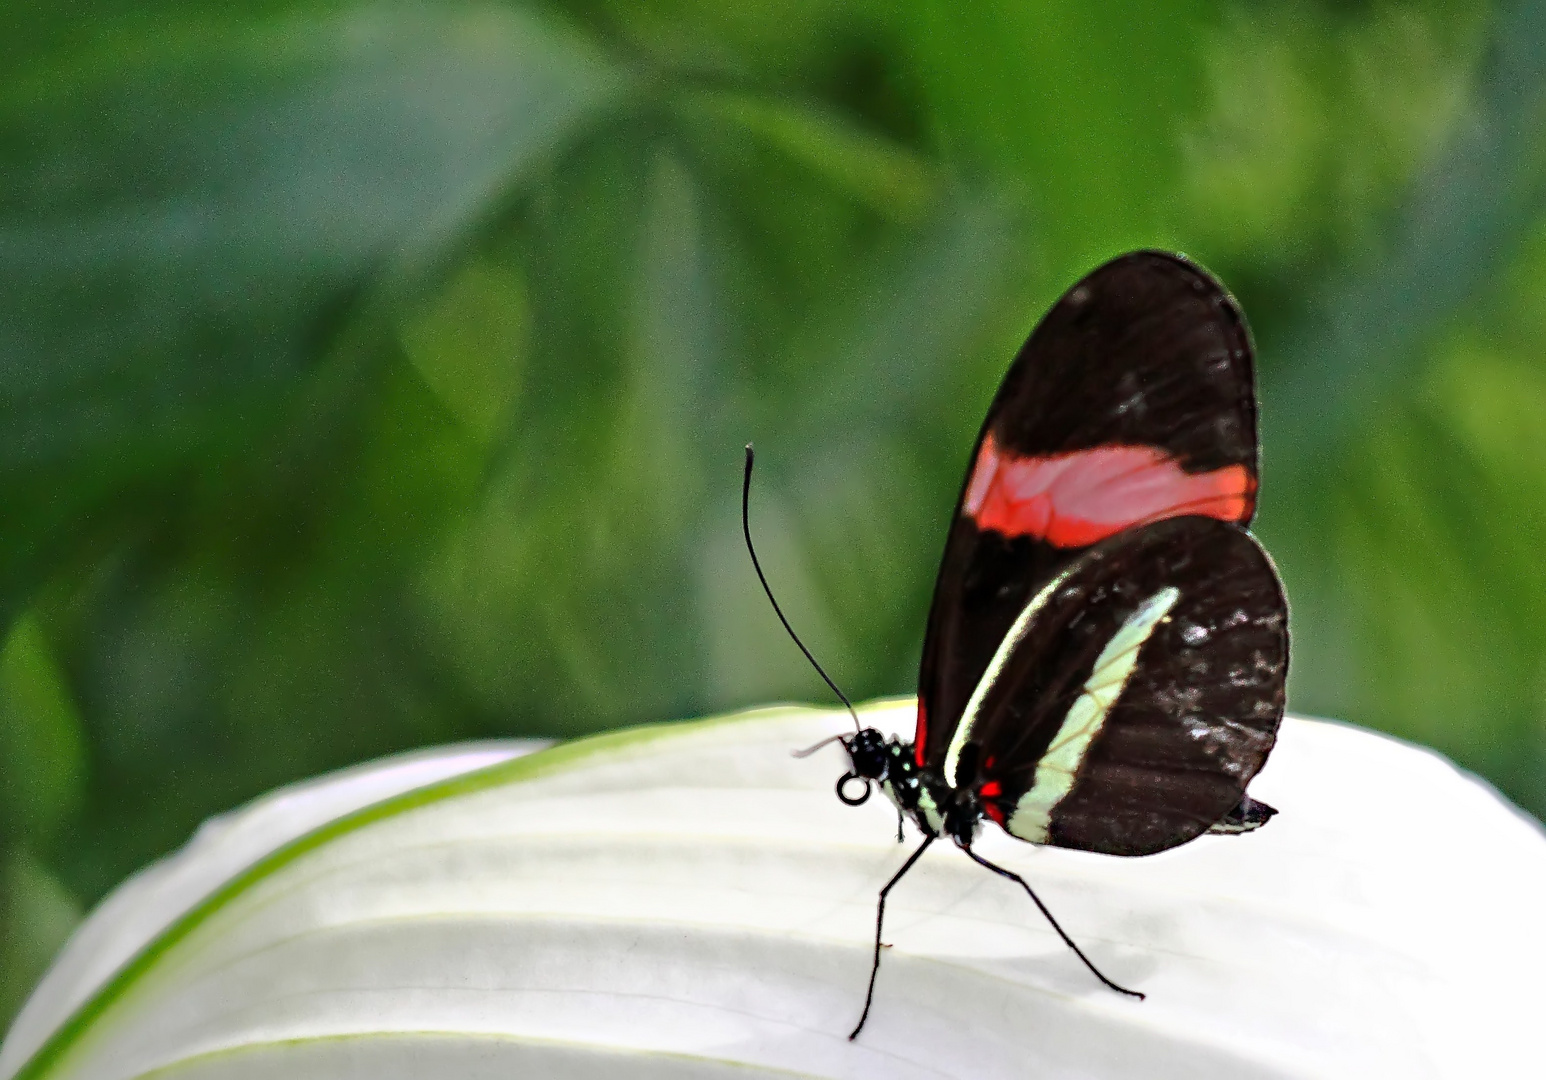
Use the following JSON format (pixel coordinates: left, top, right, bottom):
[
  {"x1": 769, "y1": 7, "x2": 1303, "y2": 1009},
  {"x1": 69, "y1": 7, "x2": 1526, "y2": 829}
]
[
  {"x1": 844, "y1": 727, "x2": 890, "y2": 781},
  {"x1": 829, "y1": 727, "x2": 921, "y2": 809}
]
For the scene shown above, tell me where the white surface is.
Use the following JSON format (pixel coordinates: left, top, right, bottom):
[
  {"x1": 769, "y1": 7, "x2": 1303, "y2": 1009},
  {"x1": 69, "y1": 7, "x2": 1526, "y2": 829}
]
[
  {"x1": 0, "y1": 740, "x2": 543, "y2": 1076},
  {"x1": 2, "y1": 701, "x2": 1541, "y2": 1079}
]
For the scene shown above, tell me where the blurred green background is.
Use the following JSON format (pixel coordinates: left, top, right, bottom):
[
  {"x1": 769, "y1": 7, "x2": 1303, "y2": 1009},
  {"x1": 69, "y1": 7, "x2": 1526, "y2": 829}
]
[{"x1": 4, "y1": 0, "x2": 1545, "y2": 1024}]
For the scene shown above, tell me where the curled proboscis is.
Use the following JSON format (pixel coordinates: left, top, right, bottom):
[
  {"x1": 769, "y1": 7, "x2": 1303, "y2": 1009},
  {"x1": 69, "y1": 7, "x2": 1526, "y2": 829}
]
[{"x1": 836, "y1": 772, "x2": 872, "y2": 806}]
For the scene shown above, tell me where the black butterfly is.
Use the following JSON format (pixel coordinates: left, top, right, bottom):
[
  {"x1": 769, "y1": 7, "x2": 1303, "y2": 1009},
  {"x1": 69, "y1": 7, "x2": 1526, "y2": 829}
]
[{"x1": 744, "y1": 250, "x2": 1288, "y2": 1040}]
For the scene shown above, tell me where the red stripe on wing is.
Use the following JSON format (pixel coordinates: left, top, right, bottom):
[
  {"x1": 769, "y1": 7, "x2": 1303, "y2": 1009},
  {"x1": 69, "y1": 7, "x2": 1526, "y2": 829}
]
[{"x1": 963, "y1": 433, "x2": 1254, "y2": 546}]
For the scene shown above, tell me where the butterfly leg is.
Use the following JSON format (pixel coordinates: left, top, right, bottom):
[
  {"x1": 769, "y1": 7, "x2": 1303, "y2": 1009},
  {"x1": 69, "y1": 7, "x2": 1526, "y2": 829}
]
[
  {"x1": 850, "y1": 833, "x2": 934, "y2": 1040},
  {"x1": 962, "y1": 847, "x2": 1145, "y2": 1001},
  {"x1": 896, "y1": 810, "x2": 905, "y2": 843}
]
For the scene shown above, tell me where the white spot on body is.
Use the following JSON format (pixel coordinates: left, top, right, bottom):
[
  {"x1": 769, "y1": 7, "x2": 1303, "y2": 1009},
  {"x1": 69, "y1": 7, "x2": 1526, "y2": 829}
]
[
  {"x1": 915, "y1": 787, "x2": 944, "y2": 833},
  {"x1": 1008, "y1": 587, "x2": 1182, "y2": 844},
  {"x1": 1181, "y1": 622, "x2": 1210, "y2": 645}
]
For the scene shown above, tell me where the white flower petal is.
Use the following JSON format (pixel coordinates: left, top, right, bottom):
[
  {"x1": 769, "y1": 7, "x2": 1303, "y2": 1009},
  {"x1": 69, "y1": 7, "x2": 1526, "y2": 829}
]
[
  {"x1": 3, "y1": 701, "x2": 1542, "y2": 1079},
  {"x1": 1, "y1": 741, "x2": 545, "y2": 1074}
]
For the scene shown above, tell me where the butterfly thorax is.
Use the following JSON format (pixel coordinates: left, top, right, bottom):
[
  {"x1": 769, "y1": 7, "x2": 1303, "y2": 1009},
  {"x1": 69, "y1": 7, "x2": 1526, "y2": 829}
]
[{"x1": 845, "y1": 728, "x2": 981, "y2": 847}]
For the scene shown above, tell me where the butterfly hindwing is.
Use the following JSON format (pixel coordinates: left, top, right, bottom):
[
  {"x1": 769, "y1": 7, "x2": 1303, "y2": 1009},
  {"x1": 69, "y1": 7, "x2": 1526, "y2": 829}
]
[
  {"x1": 916, "y1": 251, "x2": 1260, "y2": 769},
  {"x1": 944, "y1": 516, "x2": 1286, "y2": 857}
]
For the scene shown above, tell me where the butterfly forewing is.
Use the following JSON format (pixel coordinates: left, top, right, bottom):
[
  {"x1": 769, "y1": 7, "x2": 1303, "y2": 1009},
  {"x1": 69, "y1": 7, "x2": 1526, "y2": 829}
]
[
  {"x1": 952, "y1": 516, "x2": 1286, "y2": 857},
  {"x1": 916, "y1": 251, "x2": 1260, "y2": 767}
]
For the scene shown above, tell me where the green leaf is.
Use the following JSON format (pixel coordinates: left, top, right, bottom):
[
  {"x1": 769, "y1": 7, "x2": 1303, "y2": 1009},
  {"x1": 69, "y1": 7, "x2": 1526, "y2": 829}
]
[
  {"x1": 0, "y1": 3, "x2": 621, "y2": 610},
  {"x1": 1180, "y1": 4, "x2": 1484, "y2": 271},
  {"x1": 0, "y1": 616, "x2": 85, "y2": 847},
  {"x1": 898, "y1": 0, "x2": 1212, "y2": 277},
  {"x1": 1260, "y1": 0, "x2": 1546, "y2": 479},
  {"x1": 678, "y1": 90, "x2": 939, "y2": 222},
  {"x1": 0, "y1": 852, "x2": 81, "y2": 1034},
  {"x1": 399, "y1": 258, "x2": 530, "y2": 446}
]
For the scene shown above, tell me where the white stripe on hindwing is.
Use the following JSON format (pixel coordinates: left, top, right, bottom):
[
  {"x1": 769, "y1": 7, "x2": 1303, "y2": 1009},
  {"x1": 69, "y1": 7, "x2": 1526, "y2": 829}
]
[
  {"x1": 1007, "y1": 586, "x2": 1181, "y2": 844},
  {"x1": 943, "y1": 566, "x2": 1077, "y2": 788}
]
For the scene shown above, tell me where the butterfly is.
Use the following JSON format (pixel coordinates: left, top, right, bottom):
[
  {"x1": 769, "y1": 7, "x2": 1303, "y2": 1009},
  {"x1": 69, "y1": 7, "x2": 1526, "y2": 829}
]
[{"x1": 744, "y1": 250, "x2": 1288, "y2": 1040}]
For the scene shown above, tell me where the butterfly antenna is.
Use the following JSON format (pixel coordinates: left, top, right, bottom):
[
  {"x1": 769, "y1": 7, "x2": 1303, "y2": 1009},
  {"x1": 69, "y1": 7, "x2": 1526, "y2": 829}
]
[
  {"x1": 743, "y1": 444, "x2": 861, "y2": 733},
  {"x1": 789, "y1": 733, "x2": 848, "y2": 759}
]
